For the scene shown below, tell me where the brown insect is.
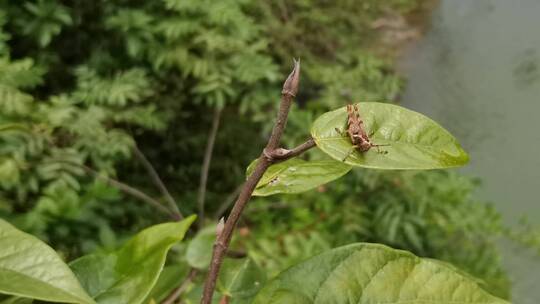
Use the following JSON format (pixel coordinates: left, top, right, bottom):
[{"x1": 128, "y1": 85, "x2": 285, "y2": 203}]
[{"x1": 336, "y1": 104, "x2": 388, "y2": 161}]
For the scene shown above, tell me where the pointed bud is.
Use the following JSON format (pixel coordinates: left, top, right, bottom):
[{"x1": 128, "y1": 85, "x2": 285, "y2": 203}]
[
  {"x1": 282, "y1": 58, "x2": 300, "y2": 97},
  {"x1": 216, "y1": 217, "x2": 225, "y2": 238}
]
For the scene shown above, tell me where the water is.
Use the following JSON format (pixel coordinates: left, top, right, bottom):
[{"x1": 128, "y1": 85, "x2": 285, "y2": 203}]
[{"x1": 399, "y1": 0, "x2": 540, "y2": 302}]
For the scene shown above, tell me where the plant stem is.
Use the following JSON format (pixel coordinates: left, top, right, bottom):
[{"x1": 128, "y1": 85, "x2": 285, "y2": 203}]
[
  {"x1": 79, "y1": 164, "x2": 176, "y2": 219},
  {"x1": 263, "y1": 137, "x2": 316, "y2": 162},
  {"x1": 200, "y1": 59, "x2": 305, "y2": 304},
  {"x1": 282, "y1": 137, "x2": 316, "y2": 158},
  {"x1": 133, "y1": 144, "x2": 183, "y2": 220},
  {"x1": 198, "y1": 107, "x2": 223, "y2": 228}
]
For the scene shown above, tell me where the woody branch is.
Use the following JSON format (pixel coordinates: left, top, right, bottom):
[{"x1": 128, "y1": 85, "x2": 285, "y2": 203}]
[{"x1": 200, "y1": 60, "x2": 315, "y2": 304}]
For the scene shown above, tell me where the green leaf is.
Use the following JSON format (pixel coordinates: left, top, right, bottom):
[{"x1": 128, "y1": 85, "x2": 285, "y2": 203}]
[
  {"x1": 0, "y1": 296, "x2": 33, "y2": 304},
  {"x1": 0, "y1": 219, "x2": 95, "y2": 304},
  {"x1": 70, "y1": 215, "x2": 196, "y2": 304},
  {"x1": 186, "y1": 226, "x2": 215, "y2": 269},
  {"x1": 253, "y1": 243, "x2": 508, "y2": 304},
  {"x1": 311, "y1": 102, "x2": 469, "y2": 169},
  {"x1": 143, "y1": 264, "x2": 189, "y2": 303},
  {"x1": 246, "y1": 158, "x2": 351, "y2": 197},
  {"x1": 217, "y1": 258, "x2": 266, "y2": 303}
]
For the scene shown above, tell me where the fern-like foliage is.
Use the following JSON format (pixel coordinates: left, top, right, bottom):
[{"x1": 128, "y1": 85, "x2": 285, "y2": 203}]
[{"x1": 16, "y1": 0, "x2": 72, "y2": 47}]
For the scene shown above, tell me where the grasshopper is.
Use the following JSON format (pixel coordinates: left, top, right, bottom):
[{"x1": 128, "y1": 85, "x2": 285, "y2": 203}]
[{"x1": 336, "y1": 104, "x2": 388, "y2": 161}]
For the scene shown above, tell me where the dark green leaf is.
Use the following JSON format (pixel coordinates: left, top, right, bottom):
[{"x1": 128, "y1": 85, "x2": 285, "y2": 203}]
[
  {"x1": 0, "y1": 219, "x2": 95, "y2": 304},
  {"x1": 186, "y1": 226, "x2": 214, "y2": 269},
  {"x1": 253, "y1": 243, "x2": 508, "y2": 304},
  {"x1": 217, "y1": 258, "x2": 266, "y2": 302},
  {"x1": 144, "y1": 264, "x2": 189, "y2": 303},
  {"x1": 311, "y1": 102, "x2": 469, "y2": 169},
  {"x1": 70, "y1": 215, "x2": 196, "y2": 304}
]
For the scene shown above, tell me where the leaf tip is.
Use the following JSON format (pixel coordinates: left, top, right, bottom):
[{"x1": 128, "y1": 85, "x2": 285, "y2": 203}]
[{"x1": 182, "y1": 214, "x2": 198, "y2": 229}]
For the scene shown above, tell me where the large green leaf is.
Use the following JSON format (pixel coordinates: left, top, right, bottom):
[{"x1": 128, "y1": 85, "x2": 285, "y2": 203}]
[
  {"x1": 186, "y1": 226, "x2": 215, "y2": 269},
  {"x1": 217, "y1": 258, "x2": 266, "y2": 303},
  {"x1": 247, "y1": 158, "x2": 351, "y2": 196},
  {"x1": 253, "y1": 243, "x2": 508, "y2": 304},
  {"x1": 0, "y1": 219, "x2": 95, "y2": 304},
  {"x1": 70, "y1": 215, "x2": 196, "y2": 304},
  {"x1": 311, "y1": 102, "x2": 469, "y2": 169}
]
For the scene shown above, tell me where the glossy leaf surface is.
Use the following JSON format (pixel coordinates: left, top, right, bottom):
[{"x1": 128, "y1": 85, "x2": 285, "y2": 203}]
[{"x1": 311, "y1": 102, "x2": 469, "y2": 169}]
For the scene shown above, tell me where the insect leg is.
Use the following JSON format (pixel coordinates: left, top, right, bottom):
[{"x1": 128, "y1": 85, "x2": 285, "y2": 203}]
[
  {"x1": 342, "y1": 145, "x2": 358, "y2": 162},
  {"x1": 372, "y1": 143, "x2": 390, "y2": 154},
  {"x1": 335, "y1": 126, "x2": 349, "y2": 137}
]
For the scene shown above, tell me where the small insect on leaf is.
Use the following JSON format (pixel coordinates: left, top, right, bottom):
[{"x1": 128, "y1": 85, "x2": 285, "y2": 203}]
[
  {"x1": 339, "y1": 103, "x2": 389, "y2": 161},
  {"x1": 311, "y1": 102, "x2": 470, "y2": 170}
]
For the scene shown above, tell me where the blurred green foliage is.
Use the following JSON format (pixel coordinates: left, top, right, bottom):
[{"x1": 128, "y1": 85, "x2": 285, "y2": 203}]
[
  {"x1": 245, "y1": 170, "x2": 510, "y2": 298},
  {"x1": 0, "y1": 0, "x2": 532, "y2": 300}
]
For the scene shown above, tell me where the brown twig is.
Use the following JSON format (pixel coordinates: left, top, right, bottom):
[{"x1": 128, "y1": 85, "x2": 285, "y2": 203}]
[
  {"x1": 162, "y1": 268, "x2": 198, "y2": 304},
  {"x1": 213, "y1": 138, "x2": 315, "y2": 220},
  {"x1": 263, "y1": 137, "x2": 316, "y2": 162},
  {"x1": 200, "y1": 59, "x2": 311, "y2": 304},
  {"x1": 198, "y1": 107, "x2": 223, "y2": 228},
  {"x1": 78, "y1": 164, "x2": 176, "y2": 219},
  {"x1": 132, "y1": 144, "x2": 183, "y2": 220}
]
